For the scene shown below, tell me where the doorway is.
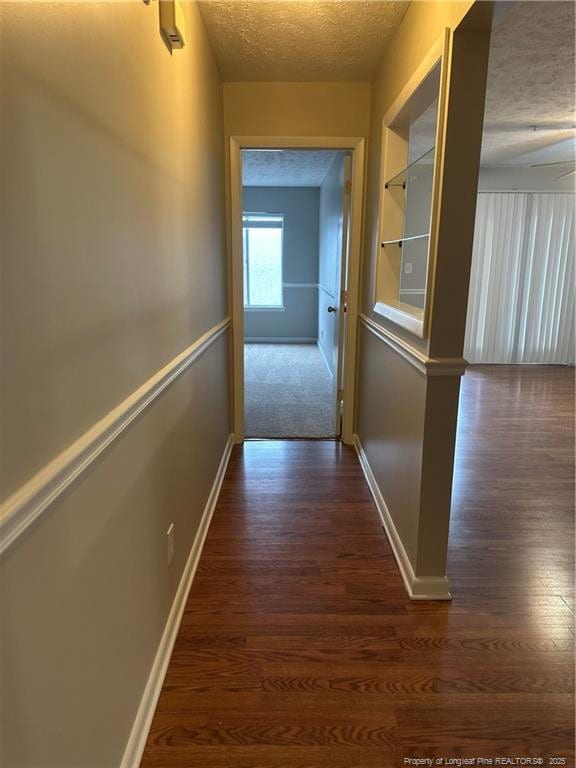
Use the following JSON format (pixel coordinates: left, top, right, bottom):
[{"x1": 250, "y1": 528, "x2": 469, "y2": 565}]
[
  {"x1": 229, "y1": 137, "x2": 365, "y2": 444},
  {"x1": 241, "y1": 150, "x2": 350, "y2": 438}
]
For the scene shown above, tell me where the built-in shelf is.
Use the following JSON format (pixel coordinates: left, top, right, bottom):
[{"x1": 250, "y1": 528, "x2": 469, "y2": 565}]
[
  {"x1": 381, "y1": 233, "x2": 430, "y2": 248},
  {"x1": 384, "y1": 146, "x2": 435, "y2": 189},
  {"x1": 373, "y1": 300, "x2": 425, "y2": 337}
]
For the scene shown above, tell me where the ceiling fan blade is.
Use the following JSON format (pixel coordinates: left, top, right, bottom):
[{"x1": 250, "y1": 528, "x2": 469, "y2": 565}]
[
  {"x1": 530, "y1": 161, "x2": 575, "y2": 168},
  {"x1": 556, "y1": 169, "x2": 576, "y2": 180}
]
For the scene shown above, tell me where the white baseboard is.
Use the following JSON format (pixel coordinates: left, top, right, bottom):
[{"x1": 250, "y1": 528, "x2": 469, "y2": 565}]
[
  {"x1": 120, "y1": 433, "x2": 234, "y2": 768},
  {"x1": 316, "y1": 340, "x2": 334, "y2": 378},
  {"x1": 352, "y1": 434, "x2": 451, "y2": 601},
  {"x1": 245, "y1": 337, "x2": 317, "y2": 344}
]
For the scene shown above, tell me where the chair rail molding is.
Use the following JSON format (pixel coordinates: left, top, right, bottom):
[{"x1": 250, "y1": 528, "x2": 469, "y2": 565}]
[
  {"x1": 0, "y1": 317, "x2": 231, "y2": 556},
  {"x1": 359, "y1": 313, "x2": 467, "y2": 377},
  {"x1": 318, "y1": 284, "x2": 338, "y2": 299}
]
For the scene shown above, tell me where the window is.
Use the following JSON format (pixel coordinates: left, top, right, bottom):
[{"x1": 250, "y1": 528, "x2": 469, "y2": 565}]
[{"x1": 243, "y1": 213, "x2": 284, "y2": 309}]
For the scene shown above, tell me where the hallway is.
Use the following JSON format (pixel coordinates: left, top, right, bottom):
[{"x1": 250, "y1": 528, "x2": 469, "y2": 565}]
[
  {"x1": 2, "y1": 3, "x2": 575, "y2": 766},
  {"x1": 141, "y1": 369, "x2": 574, "y2": 767}
]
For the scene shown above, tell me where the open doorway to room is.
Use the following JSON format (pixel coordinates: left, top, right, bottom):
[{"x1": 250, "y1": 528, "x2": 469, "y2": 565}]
[
  {"x1": 450, "y1": 0, "x2": 575, "y2": 607},
  {"x1": 238, "y1": 148, "x2": 352, "y2": 439}
]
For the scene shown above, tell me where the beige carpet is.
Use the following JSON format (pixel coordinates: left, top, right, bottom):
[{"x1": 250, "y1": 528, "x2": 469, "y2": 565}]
[{"x1": 244, "y1": 343, "x2": 336, "y2": 438}]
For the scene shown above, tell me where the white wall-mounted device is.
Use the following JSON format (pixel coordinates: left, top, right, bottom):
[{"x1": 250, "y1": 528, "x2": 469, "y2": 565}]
[{"x1": 159, "y1": 0, "x2": 186, "y2": 52}]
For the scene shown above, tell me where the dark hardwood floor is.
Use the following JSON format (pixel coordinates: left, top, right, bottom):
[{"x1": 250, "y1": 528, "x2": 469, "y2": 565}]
[{"x1": 141, "y1": 365, "x2": 575, "y2": 767}]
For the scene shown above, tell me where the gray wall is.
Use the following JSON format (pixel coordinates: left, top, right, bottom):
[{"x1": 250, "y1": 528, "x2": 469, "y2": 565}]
[
  {"x1": 243, "y1": 187, "x2": 319, "y2": 340},
  {"x1": 357, "y1": 326, "x2": 426, "y2": 565},
  {"x1": 0, "y1": 3, "x2": 229, "y2": 766},
  {"x1": 318, "y1": 154, "x2": 345, "y2": 374},
  {"x1": 0, "y1": 338, "x2": 230, "y2": 767}
]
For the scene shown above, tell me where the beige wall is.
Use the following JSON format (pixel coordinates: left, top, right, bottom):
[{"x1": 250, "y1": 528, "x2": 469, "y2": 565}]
[
  {"x1": 223, "y1": 81, "x2": 371, "y2": 138},
  {"x1": 356, "y1": 1, "x2": 490, "y2": 585},
  {"x1": 0, "y1": 2, "x2": 230, "y2": 765},
  {"x1": 1, "y1": 0, "x2": 228, "y2": 498}
]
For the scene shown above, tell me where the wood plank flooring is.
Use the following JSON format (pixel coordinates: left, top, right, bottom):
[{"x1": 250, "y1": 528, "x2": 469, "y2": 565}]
[{"x1": 141, "y1": 365, "x2": 575, "y2": 767}]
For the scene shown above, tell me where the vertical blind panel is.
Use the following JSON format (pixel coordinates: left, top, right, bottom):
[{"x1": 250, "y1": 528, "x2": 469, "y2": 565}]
[{"x1": 464, "y1": 192, "x2": 575, "y2": 365}]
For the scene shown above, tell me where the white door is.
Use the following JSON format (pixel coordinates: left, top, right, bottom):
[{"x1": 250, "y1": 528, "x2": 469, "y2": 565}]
[{"x1": 331, "y1": 155, "x2": 352, "y2": 435}]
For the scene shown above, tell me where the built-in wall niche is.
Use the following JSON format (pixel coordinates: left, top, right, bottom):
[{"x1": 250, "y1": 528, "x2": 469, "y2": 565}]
[{"x1": 374, "y1": 41, "x2": 446, "y2": 337}]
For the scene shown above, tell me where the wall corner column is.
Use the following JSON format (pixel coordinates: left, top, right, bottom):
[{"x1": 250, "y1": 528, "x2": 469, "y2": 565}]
[{"x1": 414, "y1": 4, "x2": 493, "y2": 591}]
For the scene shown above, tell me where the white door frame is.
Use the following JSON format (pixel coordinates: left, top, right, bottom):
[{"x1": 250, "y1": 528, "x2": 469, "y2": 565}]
[{"x1": 229, "y1": 135, "x2": 366, "y2": 445}]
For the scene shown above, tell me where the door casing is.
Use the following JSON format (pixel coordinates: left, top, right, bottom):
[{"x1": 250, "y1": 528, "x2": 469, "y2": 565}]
[
  {"x1": 228, "y1": 136, "x2": 366, "y2": 445},
  {"x1": 333, "y1": 154, "x2": 353, "y2": 437}
]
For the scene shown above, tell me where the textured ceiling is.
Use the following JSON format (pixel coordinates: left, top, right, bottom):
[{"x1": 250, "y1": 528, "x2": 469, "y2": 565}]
[
  {"x1": 203, "y1": 0, "x2": 574, "y2": 168},
  {"x1": 197, "y1": 1, "x2": 409, "y2": 82},
  {"x1": 242, "y1": 150, "x2": 339, "y2": 186},
  {"x1": 400, "y1": 1, "x2": 575, "y2": 167},
  {"x1": 481, "y1": 0, "x2": 575, "y2": 165}
]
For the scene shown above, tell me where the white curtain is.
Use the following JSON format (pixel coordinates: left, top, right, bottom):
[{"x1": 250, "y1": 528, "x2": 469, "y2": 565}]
[{"x1": 464, "y1": 192, "x2": 575, "y2": 364}]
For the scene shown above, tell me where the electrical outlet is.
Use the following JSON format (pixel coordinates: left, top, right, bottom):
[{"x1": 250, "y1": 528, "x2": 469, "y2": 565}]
[
  {"x1": 404, "y1": 262, "x2": 413, "y2": 274},
  {"x1": 167, "y1": 523, "x2": 175, "y2": 567}
]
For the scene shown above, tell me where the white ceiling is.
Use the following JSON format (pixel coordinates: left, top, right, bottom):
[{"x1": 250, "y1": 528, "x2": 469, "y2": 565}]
[
  {"x1": 242, "y1": 150, "x2": 339, "y2": 186},
  {"x1": 197, "y1": 1, "x2": 409, "y2": 82},
  {"x1": 481, "y1": 0, "x2": 575, "y2": 166}
]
